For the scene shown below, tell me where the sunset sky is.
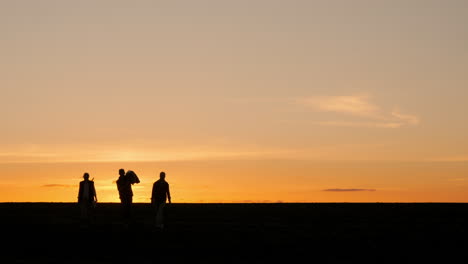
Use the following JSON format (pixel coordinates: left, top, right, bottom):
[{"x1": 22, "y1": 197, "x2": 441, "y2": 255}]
[{"x1": 1, "y1": 0, "x2": 468, "y2": 202}]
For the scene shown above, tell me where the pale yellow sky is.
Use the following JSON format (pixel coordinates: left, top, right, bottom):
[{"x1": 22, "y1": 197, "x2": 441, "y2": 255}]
[{"x1": 1, "y1": 0, "x2": 467, "y2": 202}]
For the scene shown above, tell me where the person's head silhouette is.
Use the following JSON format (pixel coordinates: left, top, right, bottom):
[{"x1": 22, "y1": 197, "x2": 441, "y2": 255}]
[
  {"x1": 119, "y1": 169, "x2": 125, "y2": 177},
  {"x1": 160, "y1": 171, "x2": 166, "y2": 180},
  {"x1": 83, "y1": 172, "x2": 90, "y2": 180}
]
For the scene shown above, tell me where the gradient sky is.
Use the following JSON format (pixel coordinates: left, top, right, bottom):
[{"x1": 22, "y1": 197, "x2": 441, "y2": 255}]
[{"x1": 1, "y1": 0, "x2": 468, "y2": 202}]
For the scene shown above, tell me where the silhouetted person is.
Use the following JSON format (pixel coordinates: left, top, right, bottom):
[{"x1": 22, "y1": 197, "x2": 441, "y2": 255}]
[
  {"x1": 151, "y1": 171, "x2": 171, "y2": 229},
  {"x1": 78, "y1": 172, "x2": 97, "y2": 225},
  {"x1": 116, "y1": 168, "x2": 140, "y2": 225}
]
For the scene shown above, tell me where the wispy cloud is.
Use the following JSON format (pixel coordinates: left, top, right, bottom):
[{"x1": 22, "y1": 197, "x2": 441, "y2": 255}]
[
  {"x1": 42, "y1": 184, "x2": 75, "y2": 188},
  {"x1": 391, "y1": 109, "x2": 420, "y2": 126},
  {"x1": 299, "y1": 95, "x2": 420, "y2": 128},
  {"x1": 0, "y1": 144, "x2": 292, "y2": 163},
  {"x1": 323, "y1": 188, "x2": 376, "y2": 192},
  {"x1": 448, "y1": 178, "x2": 467, "y2": 182},
  {"x1": 315, "y1": 121, "x2": 403, "y2": 128},
  {"x1": 302, "y1": 95, "x2": 379, "y2": 118}
]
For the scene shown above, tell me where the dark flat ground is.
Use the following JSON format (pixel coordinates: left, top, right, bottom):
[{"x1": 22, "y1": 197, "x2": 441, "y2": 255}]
[{"x1": 1, "y1": 203, "x2": 467, "y2": 263}]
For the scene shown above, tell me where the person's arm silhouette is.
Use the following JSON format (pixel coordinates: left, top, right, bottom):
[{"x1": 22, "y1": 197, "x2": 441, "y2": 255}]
[
  {"x1": 151, "y1": 181, "x2": 156, "y2": 206},
  {"x1": 78, "y1": 181, "x2": 82, "y2": 203},
  {"x1": 92, "y1": 181, "x2": 97, "y2": 205},
  {"x1": 167, "y1": 183, "x2": 171, "y2": 204}
]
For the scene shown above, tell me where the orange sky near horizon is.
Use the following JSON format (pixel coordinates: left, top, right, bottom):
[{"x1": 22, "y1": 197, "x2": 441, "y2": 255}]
[
  {"x1": 1, "y1": 0, "x2": 468, "y2": 203},
  {"x1": 1, "y1": 159, "x2": 467, "y2": 203}
]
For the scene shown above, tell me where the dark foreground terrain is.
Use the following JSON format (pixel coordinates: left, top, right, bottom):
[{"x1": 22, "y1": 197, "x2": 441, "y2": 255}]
[{"x1": 2, "y1": 203, "x2": 467, "y2": 263}]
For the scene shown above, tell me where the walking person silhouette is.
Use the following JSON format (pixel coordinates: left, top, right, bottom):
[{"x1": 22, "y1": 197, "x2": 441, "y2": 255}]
[
  {"x1": 78, "y1": 172, "x2": 97, "y2": 226},
  {"x1": 116, "y1": 168, "x2": 140, "y2": 226},
  {"x1": 151, "y1": 171, "x2": 171, "y2": 230}
]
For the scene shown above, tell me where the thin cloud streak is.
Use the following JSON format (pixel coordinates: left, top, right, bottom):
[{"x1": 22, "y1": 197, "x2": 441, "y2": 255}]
[
  {"x1": 299, "y1": 95, "x2": 420, "y2": 128},
  {"x1": 323, "y1": 188, "x2": 376, "y2": 192},
  {"x1": 0, "y1": 145, "x2": 293, "y2": 163},
  {"x1": 315, "y1": 121, "x2": 404, "y2": 128},
  {"x1": 301, "y1": 95, "x2": 380, "y2": 118},
  {"x1": 391, "y1": 109, "x2": 420, "y2": 125}
]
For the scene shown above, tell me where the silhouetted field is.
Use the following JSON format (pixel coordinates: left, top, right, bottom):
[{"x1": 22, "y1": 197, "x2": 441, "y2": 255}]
[{"x1": 2, "y1": 203, "x2": 467, "y2": 263}]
